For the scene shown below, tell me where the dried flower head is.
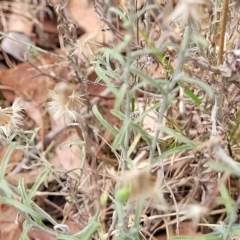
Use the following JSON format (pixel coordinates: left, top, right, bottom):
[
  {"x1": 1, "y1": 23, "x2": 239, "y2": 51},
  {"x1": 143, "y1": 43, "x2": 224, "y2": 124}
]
[
  {"x1": 120, "y1": 168, "x2": 168, "y2": 211},
  {"x1": 47, "y1": 82, "x2": 86, "y2": 124},
  {"x1": 71, "y1": 32, "x2": 103, "y2": 58},
  {"x1": 168, "y1": 0, "x2": 206, "y2": 24},
  {"x1": 0, "y1": 98, "x2": 24, "y2": 140}
]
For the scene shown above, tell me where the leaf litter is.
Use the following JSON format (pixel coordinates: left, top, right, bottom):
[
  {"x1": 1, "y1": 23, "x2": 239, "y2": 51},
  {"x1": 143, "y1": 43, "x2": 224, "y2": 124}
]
[{"x1": 1, "y1": 0, "x2": 240, "y2": 240}]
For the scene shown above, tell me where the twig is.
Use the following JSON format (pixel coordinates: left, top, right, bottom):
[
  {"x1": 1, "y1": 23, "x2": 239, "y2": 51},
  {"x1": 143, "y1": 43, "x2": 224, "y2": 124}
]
[{"x1": 27, "y1": 59, "x2": 67, "y2": 83}]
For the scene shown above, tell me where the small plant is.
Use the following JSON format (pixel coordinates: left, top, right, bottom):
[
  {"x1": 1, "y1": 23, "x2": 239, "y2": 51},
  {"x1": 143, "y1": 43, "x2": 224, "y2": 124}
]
[{"x1": 1, "y1": 0, "x2": 240, "y2": 239}]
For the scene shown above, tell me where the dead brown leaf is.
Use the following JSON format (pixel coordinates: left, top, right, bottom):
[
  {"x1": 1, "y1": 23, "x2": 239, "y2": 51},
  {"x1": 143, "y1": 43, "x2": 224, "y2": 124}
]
[
  {"x1": 28, "y1": 227, "x2": 56, "y2": 240},
  {"x1": 0, "y1": 204, "x2": 23, "y2": 240},
  {"x1": 0, "y1": 55, "x2": 60, "y2": 103},
  {"x1": 0, "y1": 54, "x2": 68, "y2": 152},
  {"x1": 67, "y1": 0, "x2": 111, "y2": 43},
  {"x1": 0, "y1": 221, "x2": 22, "y2": 240}
]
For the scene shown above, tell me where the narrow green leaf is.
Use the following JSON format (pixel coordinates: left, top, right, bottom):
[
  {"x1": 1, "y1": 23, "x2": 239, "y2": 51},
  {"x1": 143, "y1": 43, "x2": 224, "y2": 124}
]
[
  {"x1": 183, "y1": 76, "x2": 214, "y2": 98},
  {"x1": 92, "y1": 105, "x2": 118, "y2": 137},
  {"x1": 115, "y1": 84, "x2": 127, "y2": 110},
  {"x1": 95, "y1": 65, "x2": 118, "y2": 95},
  {"x1": 32, "y1": 202, "x2": 58, "y2": 225},
  {"x1": 26, "y1": 169, "x2": 49, "y2": 202},
  {"x1": 139, "y1": 29, "x2": 174, "y2": 73},
  {"x1": 0, "y1": 179, "x2": 12, "y2": 198},
  {"x1": 159, "y1": 126, "x2": 196, "y2": 148},
  {"x1": 111, "y1": 109, "x2": 125, "y2": 120},
  {"x1": 20, "y1": 221, "x2": 30, "y2": 240},
  {"x1": 109, "y1": 7, "x2": 128, "y2": 23},
  {"x1": 131, "y1": 67, "x2": 163, "y2": 90},
  {"x1": 219, "y1": 186, "x2": 234, "y2": 218},
  {"x1": 164, "y1": 116, "x2": 184, "y2": 134},
  {"x1": 154, "y1": 144, "x2": 194, "y2": 163},
  {"x1": 18, "y1": 178, "x2": 27, "y2": 200},
  {"x1": 131, "y1": 123, "x2": 152, "y2": 146},
  {"x1": 0, "y1": 142, "x2": 17, "y2": 179},
  {"x1": 112, "y1": 120, "x2": 130, "y2": 149},
  {"x1": 127, "y1": 134, "x2": 141, "y2": 158},
  {"x1": 185, "y1": 88, "x2": 202, "y2": 105}
]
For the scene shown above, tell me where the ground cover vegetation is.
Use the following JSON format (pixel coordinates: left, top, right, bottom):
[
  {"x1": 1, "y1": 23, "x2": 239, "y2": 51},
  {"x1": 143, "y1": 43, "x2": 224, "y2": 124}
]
[{"x1": 1, "y1": 0, "x2": 240, "y2": 239}]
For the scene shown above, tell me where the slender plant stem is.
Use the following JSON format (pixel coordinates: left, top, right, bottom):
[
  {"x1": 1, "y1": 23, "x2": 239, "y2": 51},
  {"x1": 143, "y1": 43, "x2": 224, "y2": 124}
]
[
  {"x1": 148, "y1": 24, "x2": 191, "y2": 165},
  {"x1": 122, "y1": 3, "x2": 134, "y2": 171}
]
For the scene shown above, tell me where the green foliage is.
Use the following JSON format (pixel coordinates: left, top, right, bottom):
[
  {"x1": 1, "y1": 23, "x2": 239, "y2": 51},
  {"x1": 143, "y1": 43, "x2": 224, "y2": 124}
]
[
  {"x1": 115, "y1": 186, "x2": 131, "y2": 203},
  {"x1": 92, "y1": 105, "x2": 118, "y2": 137},
  {"x1": 1, "y1": 0, "x2": 239, "y2": 240}
]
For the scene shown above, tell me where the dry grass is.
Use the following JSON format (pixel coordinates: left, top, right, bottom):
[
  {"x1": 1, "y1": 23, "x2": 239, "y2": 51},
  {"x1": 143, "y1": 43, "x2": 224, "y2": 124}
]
[{"x1": 2, "y1": 0, "x2": 240, "y2": 239}]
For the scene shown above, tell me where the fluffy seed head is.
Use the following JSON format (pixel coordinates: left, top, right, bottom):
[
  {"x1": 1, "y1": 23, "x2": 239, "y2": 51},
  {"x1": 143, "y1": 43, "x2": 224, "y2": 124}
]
[
  {"x1": 168, "y1": 0, "x2": 206, "y2": 24},
  {"x1": 47, "y1": 82, "x2": 86, "y2": 124},
  {"x1": 0, "y1": 98, "x2": 24, "y2": 141}
]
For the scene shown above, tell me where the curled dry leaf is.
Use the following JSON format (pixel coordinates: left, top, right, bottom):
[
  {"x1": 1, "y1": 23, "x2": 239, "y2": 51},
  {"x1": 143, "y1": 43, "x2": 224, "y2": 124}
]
[
  {"x1": 66, "y1": 0, "x2": 111, "y2": 43},
  {"x1": 219, "y1": 50, "x2": 240, "y2": 77}
]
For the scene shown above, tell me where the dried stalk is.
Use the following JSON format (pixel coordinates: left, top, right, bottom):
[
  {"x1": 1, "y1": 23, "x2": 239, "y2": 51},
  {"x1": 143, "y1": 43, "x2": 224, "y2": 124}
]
[{"x1": 218, "y1": 0, "x2": 229, "y2": 66}]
